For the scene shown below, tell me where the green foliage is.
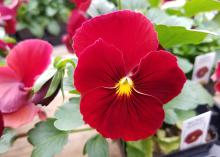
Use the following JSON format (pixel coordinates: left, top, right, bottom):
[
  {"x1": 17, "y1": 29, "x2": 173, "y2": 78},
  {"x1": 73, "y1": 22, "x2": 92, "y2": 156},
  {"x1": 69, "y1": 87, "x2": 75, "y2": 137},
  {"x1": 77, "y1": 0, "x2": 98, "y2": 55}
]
[
  {"x1": 121, "y1": 0, "x2": 149, "y2": 10},
  {"x1": 147, "y1": 8, "x2": 193, "y2": 28},
  {"x1": 45, "y1": 70, "x2": 64, "y2": 98},
  {"x1": 164, "y1": 80, "x2": 213, "y2": 124},
  {"x1": 126, "y1": 138, "x2": 153, "y2": 157},
  {"x1": 184, "y1": 0, "x2": 220, "y2": 17},
  {"x1": 177, "y1": 57, "x2": 193, "y2": 73},
  {"x1": 83, "y1": 134, "x2": 109, "y2": 157},
  {"x1": 54, "y1": 97, "x2": 84, "y2": 131},
  {"x1": 0, "y1": 128, "x2": 16, "y2": 154},
  {"x1": 154, "y1": 130, "x2": 180, "y2": 154},
  {"x1": 156, "y1": 25, "x2": 210, "y2": 48},
  {"x1": 28, "y1": 119, "x2": 68, "y2": 157},
  {"x1": 17, "y1": 0, "x2": 74, "y2": 37}
]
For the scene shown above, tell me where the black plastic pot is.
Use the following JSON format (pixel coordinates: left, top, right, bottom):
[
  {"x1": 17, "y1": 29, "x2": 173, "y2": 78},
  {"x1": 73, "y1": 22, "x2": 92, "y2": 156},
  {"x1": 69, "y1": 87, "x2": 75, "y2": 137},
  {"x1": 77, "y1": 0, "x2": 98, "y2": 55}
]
[{"x1": 161, "y1": 128, "x2": 218, "y2": 157}]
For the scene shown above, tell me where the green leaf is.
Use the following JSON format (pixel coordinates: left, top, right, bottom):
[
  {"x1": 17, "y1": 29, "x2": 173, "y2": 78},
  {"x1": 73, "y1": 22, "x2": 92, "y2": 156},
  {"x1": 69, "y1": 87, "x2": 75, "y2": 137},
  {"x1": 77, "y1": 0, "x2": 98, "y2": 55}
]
[
  {"x1": 164, "y1": 109, "x2": 178, "y2": 125},
  {"x1": 156, "y1": 25, "x2": 210, "y2": 48},
  {"x1": 0, "y1": 128, "x2": 16, "y2": 154},
  {"x1": 33, "y1": 68, "x2": 57, "y2": 93},
  {"x1": 46, "y1": 7, "x2": 57, "y2": 17},
  {"x1": 54, "y1": 97, "x2": 84, "y2": 131},
  {"x1": 184, "y1": 0, "x2": 220, "y2": 17},
  {"x1": 155, "y1": 130, "x2": 180, "y2": 154},
  {"x1": 121, "y1": 0, "x2": 149, "y2": 10},
  {"x1": 28, "y1": 119, "x2": 68, "y2": 157},
  {"x1": 45, "y1": 70, "x2": 63, "y2": 98},
  {"x1": 147, "y1": 8, "x2": 193, "y2": 28},
  {"x1": 83, "y1": 134, "x2": 109, "y2": 157},
  {"x1": 177, "y1": 57, "x2": 193, "y2": 73},
  {"x1": 175, "y1": 109, "x2": 196, "y2": 122},
  {"x1": 29, "y1": 22, "x2": 45, "y2": 37},
  {"x1": 127, "y1": 138, "x2": 153, "y2": 157},
  {"x1": 165, "y1": 80, "x2": 214, "y2": 111},
  {"x1": 148, "y1": 0, "x2": 160, "y2": 7},
  {"x1": 47, "y1": 20, "x2": 60, "y2": 36}
]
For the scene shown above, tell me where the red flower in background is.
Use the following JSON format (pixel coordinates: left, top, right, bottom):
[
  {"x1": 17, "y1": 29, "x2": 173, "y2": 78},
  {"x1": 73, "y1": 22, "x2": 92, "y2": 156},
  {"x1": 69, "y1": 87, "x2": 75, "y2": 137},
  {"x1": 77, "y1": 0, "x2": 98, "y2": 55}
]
[
  {"x1": 0, "y1": 39, "x2": 14, "y2": 55},
  {"x1": 0, "y1": 0, "x2": 28, "y2": 34},
  {"x1": 71, "y1": 0, "x2": 91, "y2": 11},
  {"x1": 62, "y1": 9, "x2": 87, "y2": 53},
  {"x1": 212, "y1": 61, "x2": 220, "y2": 93},
  {"x1": 0, "y1": 39, "x2": 52, "y2": 128},
  {"x1": 0, "y1": 5, "x2": 16, "y2": 34},
  {"x1": 73, "y1": 10, "x2": 186, "y2": 141},
  {"x1": 63, "y1": 0, "x2": 91, "y2": 53}
]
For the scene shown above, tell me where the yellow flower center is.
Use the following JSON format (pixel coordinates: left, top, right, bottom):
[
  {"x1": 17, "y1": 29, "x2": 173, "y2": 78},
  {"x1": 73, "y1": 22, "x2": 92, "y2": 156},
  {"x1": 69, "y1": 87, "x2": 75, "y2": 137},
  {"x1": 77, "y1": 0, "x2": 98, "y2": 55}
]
[{"x1": 115, "y1": 77, "x2": 134, "y2": 96}]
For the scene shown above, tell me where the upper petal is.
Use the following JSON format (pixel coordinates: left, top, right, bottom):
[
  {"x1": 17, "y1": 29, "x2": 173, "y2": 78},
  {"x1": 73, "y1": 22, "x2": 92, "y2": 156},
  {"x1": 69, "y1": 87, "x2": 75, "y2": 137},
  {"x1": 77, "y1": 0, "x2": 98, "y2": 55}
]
[
  {"x1": 0, "y1": 67, "x2": 29, "y2": 113},
  {"x1": 80, "y1": 87, "x2": 164, "y2": 141},
  {"x1": 74, "y1": 39, "x2": 126, "y2": 94},
  {"x1": 3, "y1": 103, "x2": 39, "y2": 128},
  {"x1": 73, "y1": 10, "x2": 158, "y2": 71},
  {"x1": 131, "y1": 50, "x2": 186, "y2": 104},
  {"x1": 6, "y1": 39, "x2": 53, "y2": 87}
]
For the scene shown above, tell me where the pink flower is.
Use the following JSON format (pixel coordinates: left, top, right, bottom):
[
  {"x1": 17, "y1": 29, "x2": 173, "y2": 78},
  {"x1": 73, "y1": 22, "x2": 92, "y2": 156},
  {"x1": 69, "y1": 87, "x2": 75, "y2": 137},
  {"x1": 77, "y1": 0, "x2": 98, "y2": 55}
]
[{"x1": 0, "y1": 39, "x2": 52, "y2": 128}]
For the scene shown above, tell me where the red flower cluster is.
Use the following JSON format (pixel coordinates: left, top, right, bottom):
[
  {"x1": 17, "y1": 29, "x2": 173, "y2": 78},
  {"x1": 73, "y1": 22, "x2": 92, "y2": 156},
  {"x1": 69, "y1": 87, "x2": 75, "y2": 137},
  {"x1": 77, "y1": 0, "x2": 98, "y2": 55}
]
[
  {"x1": 73, "y1": 10, "x2": 186, "y2": 141},
  {"x1": 0, "y1": 0, "x2": 27, "y2": 34},
  {"x1": 0, "y1": 39, "x2": 52, "y2": 135},
  {"x1": 63, "y1": 0, "x2": 91, "y2": 53},
  {"x1": 212, "y1": 61, "x2": 220, "y2": 93}
]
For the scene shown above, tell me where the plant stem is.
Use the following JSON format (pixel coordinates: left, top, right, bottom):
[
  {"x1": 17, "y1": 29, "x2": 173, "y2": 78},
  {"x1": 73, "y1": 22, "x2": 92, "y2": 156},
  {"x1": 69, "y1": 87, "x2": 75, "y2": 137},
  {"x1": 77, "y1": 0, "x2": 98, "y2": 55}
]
[
  {"x1": 117, "y1": 0, "x2": 122, "y2": 10},
  {"x1": 14, "y1": 127, "x2": 93, "y2": 140},
  {"x1": 116, "y1": 139, "x2": 127, "y2": 157},
  {"x1": 70, "y1": 127, "x2": 93, "y2": 133}
]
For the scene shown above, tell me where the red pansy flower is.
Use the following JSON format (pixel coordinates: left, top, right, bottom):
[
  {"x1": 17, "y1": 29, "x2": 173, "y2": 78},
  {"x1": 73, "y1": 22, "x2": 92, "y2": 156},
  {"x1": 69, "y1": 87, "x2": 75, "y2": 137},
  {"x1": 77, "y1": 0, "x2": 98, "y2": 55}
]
[
  {"x1": 0, "y1": 39, "x2": 52, "y2": 128},
  {"x1": 212, "y1": 61, "x2": 220, "y2": 93},
  {"x1": 73, "y1": 10, "x2": 186, "y2": 141},
  {"x1": 62, "y1": 9, "x2": 87, "y2": 53},
  {"x1": 71, "y1": 0, "x2": 91, "y2": 11}
]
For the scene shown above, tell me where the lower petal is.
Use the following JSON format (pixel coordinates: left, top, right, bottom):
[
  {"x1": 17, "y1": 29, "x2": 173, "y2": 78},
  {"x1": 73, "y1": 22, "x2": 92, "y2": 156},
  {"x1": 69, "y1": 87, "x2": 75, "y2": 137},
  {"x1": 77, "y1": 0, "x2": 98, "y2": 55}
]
[
  {"x1": 0, "y1": 67, "x2": 29, "y2": 113},
  {"x1": 80, "y1": 87, "x2": 164, "y2": 141},
  {"x1": 3, "y1": 103, "x2": 39, "y2": 128}
]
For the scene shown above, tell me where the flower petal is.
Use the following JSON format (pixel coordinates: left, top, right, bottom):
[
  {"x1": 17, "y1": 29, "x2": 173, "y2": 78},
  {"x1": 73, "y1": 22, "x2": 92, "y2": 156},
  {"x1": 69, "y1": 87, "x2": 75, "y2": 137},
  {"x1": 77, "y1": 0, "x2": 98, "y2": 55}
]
[
  {"x1": 80, "y1": 87, "x2": 164, "y2": 141},
  {"x1": 74, "y1": 39, "x2": 126, "y2": 94},
  {"x1": 0, "y1": 67, "x2": 29, "y2": 113},
  {"x1": 73, "y1": 10, "x2": 158, "y2": 71},
  {"x1": 131, "y1": 50, "x2": 186, "y2": 104},
  {"x1": 6, "y1": 39, "x2": 53, "y2": 87},
  {"x1": 3, "y1": 103, "x2": 39, "y2": 128},
  {"x1": 71, "y1": 0, "x2": 91, "y2": 11},
  {"x1": 67, "y1": 9, "x2": 87, "y2": 37}
]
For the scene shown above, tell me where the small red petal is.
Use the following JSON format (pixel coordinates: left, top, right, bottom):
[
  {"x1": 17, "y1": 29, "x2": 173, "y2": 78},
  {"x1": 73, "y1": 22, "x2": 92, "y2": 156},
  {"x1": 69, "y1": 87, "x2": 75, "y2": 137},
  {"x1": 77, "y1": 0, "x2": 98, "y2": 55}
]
[
  {"x1": 0, "y1": 67, "x2": 29, "y2": 113},
  {"x1": 80, "y1": 87, "x2": 164, "y2": 141},
  {"x1": 131, "y1": 50, "x2": 186, "y2": 104},
  {"x1": 73, "y1": 10, "x2": 158, "y2": 72},
  {"x1": 74, "y1": 39, "x2": 126, "y2": 94},
  {"x1": 3, "y1": 103, "x2": 39, "y2": 128},
  {"x1": 6, "y1": 39, "x2": 53, "y2": 87}
]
